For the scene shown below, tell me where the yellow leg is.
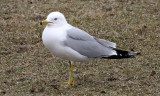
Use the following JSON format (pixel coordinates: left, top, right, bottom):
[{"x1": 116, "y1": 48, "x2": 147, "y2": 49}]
[{"x1": 61, "y1": 61, "x2": 74, "y2": 87}]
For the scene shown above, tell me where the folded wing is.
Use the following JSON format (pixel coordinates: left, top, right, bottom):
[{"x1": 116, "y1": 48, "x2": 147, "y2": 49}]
[{"x1": 64, "y1": 26, "x2": 117, "y2": 58}]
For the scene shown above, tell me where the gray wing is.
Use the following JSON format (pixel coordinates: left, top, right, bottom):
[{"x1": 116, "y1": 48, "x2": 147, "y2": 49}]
[
  {"x1": 64, "y1": 26, "x2": 116, "y2": 58},
  {"x1": 94, "y1": 38, "x2": 116, "y2": 48}
]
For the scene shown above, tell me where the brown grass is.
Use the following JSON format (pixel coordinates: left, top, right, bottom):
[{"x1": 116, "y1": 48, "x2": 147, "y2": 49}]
[{"x1": 0, "y1": 0, "x2": 160, "y2": 95}]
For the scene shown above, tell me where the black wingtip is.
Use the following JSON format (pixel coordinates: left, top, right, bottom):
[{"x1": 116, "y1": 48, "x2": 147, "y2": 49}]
[
  {"x1": 103, "y1": 48, "x2": 140, "y2": 59},
  {"x1": 137, "y1": 52, "x2": 140, "y2": 55}
]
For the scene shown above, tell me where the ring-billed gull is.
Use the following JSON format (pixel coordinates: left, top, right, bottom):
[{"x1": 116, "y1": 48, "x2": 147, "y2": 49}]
[{"x1": 39, "y1": 12, "x2": 139, "y2": 86}]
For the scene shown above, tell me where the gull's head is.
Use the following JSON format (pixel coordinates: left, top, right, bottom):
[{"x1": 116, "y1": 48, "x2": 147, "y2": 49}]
[{"x1": 39, "y1": 12, "x2": 67, "y2": 27}]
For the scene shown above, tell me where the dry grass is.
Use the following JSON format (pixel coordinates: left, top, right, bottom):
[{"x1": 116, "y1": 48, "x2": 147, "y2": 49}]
[{"x1": 0, "y1": 0, "x2": 160, "y2": 95}]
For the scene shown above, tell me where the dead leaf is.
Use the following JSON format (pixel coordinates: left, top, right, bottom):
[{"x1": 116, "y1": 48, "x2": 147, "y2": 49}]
[
  {"x1": 17, "y1": 45, "x2": 30, "y2": 53},
  {"x1": 150, "y1": 70, "x2": 156, "y2": 76}
]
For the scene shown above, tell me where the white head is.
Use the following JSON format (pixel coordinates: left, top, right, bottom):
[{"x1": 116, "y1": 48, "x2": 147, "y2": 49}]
[{"x1": 40, "y1": 12, "x2": 67, "y2": 27}]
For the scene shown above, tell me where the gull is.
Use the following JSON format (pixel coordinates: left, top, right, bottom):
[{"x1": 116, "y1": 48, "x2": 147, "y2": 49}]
[{"x1": 39, "y1": 12, "x2": 139, "y2": 86}]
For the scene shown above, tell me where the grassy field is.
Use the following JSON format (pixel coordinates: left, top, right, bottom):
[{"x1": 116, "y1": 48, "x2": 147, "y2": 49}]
[{"x1": 0, "y1": 0, "x2": 160, "y2": 95}]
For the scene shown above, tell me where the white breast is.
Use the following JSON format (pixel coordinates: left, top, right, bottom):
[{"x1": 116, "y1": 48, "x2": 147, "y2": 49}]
[{"x1": 42, "y1": 25, "x2": 88, "y2": 62}]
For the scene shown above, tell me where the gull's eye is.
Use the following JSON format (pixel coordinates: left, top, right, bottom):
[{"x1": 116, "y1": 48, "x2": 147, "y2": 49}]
[{"x1": 54, "y1": 18, "x2": 57, "y2": 20}]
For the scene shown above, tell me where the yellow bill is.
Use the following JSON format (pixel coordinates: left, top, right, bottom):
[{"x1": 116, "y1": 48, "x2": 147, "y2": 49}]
[{"x1": 39, "y1": 20, "x2": 52, "y2": 26}]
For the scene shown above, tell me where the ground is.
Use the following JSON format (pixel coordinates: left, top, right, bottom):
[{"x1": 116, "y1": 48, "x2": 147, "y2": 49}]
[{"x1": 0, "y1": 0, "x2": 160, "y2": 95}]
